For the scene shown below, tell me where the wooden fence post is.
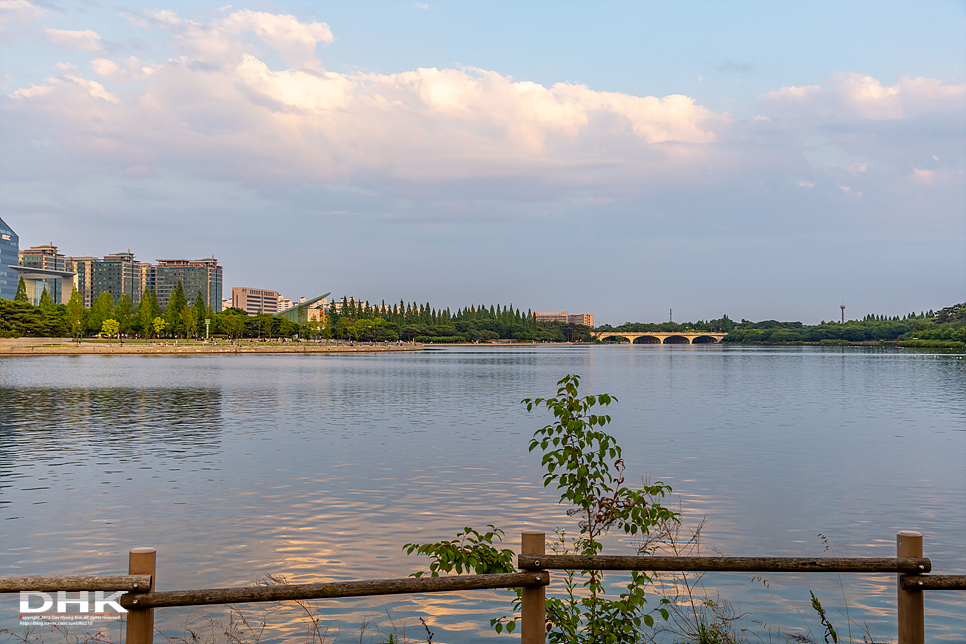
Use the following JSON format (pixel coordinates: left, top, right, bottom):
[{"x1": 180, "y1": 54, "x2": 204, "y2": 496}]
[
  {"x1": 126, "y1": 547, "x2": 156, "y2": 644},
  {"x1": 521, "y1": 531, "x2": 546, "y2": 644},
  {"x1": 897, "y1": 531, "x2": 924, "y2": 644}
]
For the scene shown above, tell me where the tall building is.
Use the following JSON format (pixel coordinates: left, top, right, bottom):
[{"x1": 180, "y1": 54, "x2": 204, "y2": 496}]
[
  {"x1": 156, "y1": 258, "x2": 222, "y2": 313},
  {"x1": 568, "y1": 314, "x2": 595, "y2": 327},
  {"x1": 232, "y1": 287, "x2": 279, "y2": 315},
  {"x1": 19, "y1": 244, "x2": 68, "y2": 303},
  {"x1": 0, "y1": 217, "x2": 19, "y2": 301},
  {"x1": 93, "y1": 251, "x2": 143, "y2": 306},
  {"x1": 65, "y1": 256, "x2": 99, "y2": 307}
]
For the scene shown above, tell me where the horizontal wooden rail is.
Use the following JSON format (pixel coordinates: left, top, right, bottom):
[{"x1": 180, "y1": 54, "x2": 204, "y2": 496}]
[
  {"x1": 0, "y1": 575, "x2": 152, "y2": 593},
  {"x1": 900, "y1": 575, "x2": 966, "y2": 591},
  {"x1": 119, "y1": 571, "x2": 549, "y2": 610},
  {"x1": 518, "y1": 554, "x2": 931, "y2": 574}
]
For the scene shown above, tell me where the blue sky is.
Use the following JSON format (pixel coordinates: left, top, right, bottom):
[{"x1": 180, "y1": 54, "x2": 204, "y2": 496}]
[{"x1": 1, "y1": 0, "x2": 964, "y2": 324}]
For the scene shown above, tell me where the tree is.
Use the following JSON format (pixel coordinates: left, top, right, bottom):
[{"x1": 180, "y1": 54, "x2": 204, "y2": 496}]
[
  {"x1": 137, "y1": 288, "x2": 154, "y2": 338},
  {"x1": 115, "y1": 293, "x2": 134, "y2": 336},
  {"x1": 193, "y1": 291, "x2": 207, "y2": 335},
  {"x1": 100, "y1": 318, "x2": 120, "y2": 339},
  {"x1": 164, "y1": 280, "x2": 188, "y2": 337},
  {"x1": 38, "y1": 287, "x2": 56, "y2": 313},
  {"x1": 182, "y1": 304, "x2": 197, "y2": 339},
  {"x1": 152, "y1": 317, "x2": 167, "y2": 337},
  {"x1": 66, "y1": 289, "x2": 85, "y2": 339},
  {"x1": 14, "y1": 276, "x2": 28, "y2": 302},
  {"x1": 87, "y1": 291, "x2": 115, "y2": 334}
]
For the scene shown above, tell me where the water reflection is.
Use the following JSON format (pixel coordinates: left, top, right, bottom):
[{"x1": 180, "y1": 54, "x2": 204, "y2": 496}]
[{"x1": 0, "y1": 348, "x2": 962, "y2": 642}]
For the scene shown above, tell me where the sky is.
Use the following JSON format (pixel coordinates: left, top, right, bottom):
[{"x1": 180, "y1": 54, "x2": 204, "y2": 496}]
[{"x1": 1, "y1": 0, "x2": 964, "y2": 325}]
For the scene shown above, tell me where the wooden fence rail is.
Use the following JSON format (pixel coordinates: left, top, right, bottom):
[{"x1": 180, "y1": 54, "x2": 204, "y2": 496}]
[
  {"x1": 0, "y1": 575, "x2": 151, "y2": 593},
  {"x1": 116, "y1": 572, "x2": 550, "y2": 610},
  {"x1": 1, "y1": 530, "x2": 962, "y2": 644},
  {"x1": 517, "y1": 554, "x2": 930, "y2": 573}
]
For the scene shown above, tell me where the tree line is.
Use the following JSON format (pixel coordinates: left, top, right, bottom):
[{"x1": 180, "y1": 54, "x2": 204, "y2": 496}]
[
  {"x1": 595, "y1": 307, "x2": 965, "y2": 345},
  {"x1": 0, "y1": 277, "x2": 301, "y2": 340},
  {"x1": 323, "y1": 298, "x2": 593, "y2": 342},
  {"x1": 0, "y1": 280, "x2": 592, "y2": 342}
]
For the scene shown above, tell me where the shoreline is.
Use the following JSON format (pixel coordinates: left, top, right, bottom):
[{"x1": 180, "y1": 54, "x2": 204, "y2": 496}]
[{"x1": 0, "y1": 340, "x2": 424, "y2": 356}]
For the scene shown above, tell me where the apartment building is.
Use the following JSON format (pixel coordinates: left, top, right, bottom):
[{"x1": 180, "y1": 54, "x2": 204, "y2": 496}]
[{"x1": 231, "y1": 287, "x2": 279, "y2": 315}]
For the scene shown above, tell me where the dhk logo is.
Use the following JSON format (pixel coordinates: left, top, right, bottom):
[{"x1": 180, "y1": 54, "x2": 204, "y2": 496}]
[{"x1": 20, "y1": 591, "x2": 128, "y2": 614}]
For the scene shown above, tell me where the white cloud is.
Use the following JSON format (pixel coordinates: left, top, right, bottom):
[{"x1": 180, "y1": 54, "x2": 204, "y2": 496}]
[
  {"x1": 761, "y1": 72, "x2": 965, "y2": 120},
  {"x1": 6, "y1": 10, "x2": 724, "y2": 187},
  {"x1": 44, "y1": 28, "x2": 103, "y2": 52},
  {"x1": 417, "y1": 3, "x2": 429, "y2": 9},
  {"x1": 911, "y1": 167, "x2": 964, "y2": 186},
  {"x1": 798, "y1": 181, "x2": 814, "y2": 188},
  {"x1": 0, "y1": 0, "x2": 48, "y2": 29}
]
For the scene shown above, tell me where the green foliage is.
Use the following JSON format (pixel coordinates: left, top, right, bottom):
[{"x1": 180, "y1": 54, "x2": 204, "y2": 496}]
[
  {"x1": 404, "y1": 526, "x2": 516, "y2": 577},
  {"x1": 87, "y1": 291, "x2": 114, "y2": 334},
  {"x1": 152, "y1": 316, "x2": 167, "y2": 336},
  {"x1": 523, "y1": 375, "x2": 677, "y2": 643},
  {"x1": 100, "y1": 318, "x2": 120, "y2": 338},
  {"x1": 165, "y1": 279, "x2": 188, "y2": 336},
  {"x1": 182, "y1": 304, "x2": 197, "y2": 338},
  {"x1": 115, "y1": 293, "x2": 134, "y2": 335},
  {"x1": 0, "y1": 298, "x2": 69, "y2": 337},
  {"x1": 14, "y1": 276, "x2": 27, "y2": 302},
  {"x1": 405, "y1": 375, "x2": 677, "y2": 643},
  {"x1": 38, "y1": 287, "x2": 55, "y2": 312},
  {"x1": 66, "y1": 289, "x2": 85, "y2": 339}
]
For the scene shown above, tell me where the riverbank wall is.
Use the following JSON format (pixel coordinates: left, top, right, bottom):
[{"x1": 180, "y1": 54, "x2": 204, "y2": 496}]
[{"x1": 0, "y1": 338, "x2": 424, "y2": 356}]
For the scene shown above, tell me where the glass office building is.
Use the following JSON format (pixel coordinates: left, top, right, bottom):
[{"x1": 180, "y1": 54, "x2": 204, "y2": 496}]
[{"x1": 0, "y1": 217, "x2": 19, "y2": 301}]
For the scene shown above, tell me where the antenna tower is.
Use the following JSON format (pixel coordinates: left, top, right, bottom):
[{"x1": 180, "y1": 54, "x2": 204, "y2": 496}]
[{"x1": 840, "y1": 304, "x2": 846, "y2": 324}]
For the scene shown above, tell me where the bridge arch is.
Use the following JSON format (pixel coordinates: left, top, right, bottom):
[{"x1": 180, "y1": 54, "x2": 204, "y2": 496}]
[
  {"x1": 690, "y1": 335, "x2": 720, "y2": 344},
  {"x1": 599, "y1": 335, "x2": 630, "y2": 343},
  {"x1": 632, "y1": 335, "x2": 661, "y2": 344},
  {"x1": 662, "y1": 335, "x2": 691, "y2": 344}
]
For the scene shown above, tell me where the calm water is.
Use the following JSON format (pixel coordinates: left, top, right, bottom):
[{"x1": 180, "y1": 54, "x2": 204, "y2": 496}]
[{"x1": 1, "y1": 346, "x2": 964, "y2": 642}]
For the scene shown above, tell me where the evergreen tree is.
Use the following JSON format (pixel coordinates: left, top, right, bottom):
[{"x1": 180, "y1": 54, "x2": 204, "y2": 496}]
[
  {"x1": 38, "y1": 287, "x2": 55, "y2": 313},
  {"x1": 164, "y1": 280, "x2": 188, "y2": 336},
  {"x1": 137, "y1": 288, "x2": 153, "y2": 338},
  {"x1": 14, "y1": 276, "x2": 28, "y2": 302}
]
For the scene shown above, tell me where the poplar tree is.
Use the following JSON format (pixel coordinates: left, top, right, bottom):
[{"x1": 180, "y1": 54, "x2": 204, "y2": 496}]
[
  {"x1": 67, "y1": 289, "x2": 84, "y2": 339},
  {"x1": 194, "y1": 291, "x2": 206, "y2": 333}
]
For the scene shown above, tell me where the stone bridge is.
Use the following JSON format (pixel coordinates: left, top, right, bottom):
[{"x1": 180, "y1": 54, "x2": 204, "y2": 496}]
[{"x1": 592, "y1": 331, "x2": 728, "y2": 344}]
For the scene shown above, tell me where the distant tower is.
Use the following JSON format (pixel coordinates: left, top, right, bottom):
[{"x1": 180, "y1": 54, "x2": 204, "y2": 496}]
[{"x1": 840, "y1": 304, "x2": 846, "y2": 324}]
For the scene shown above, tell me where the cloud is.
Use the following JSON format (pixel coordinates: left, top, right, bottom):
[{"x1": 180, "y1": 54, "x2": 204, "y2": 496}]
[
  {"x1": 417, "y1": 3, "x2": 429, "y2": 9},
  {"x1": 0, "y1": 0, "x2": 48, "y2": 29},
  {"x1": 44, "y1": 28, "x2": 103, "y2": 52},
  {"x1": 911, "y1": 167, "x2": 964, "y2": 186},
  {"x1": 5, "y1": 9, "x2": 725, "y2": 189},
  {"x1": 761, "y1": 72, "x2": 965, "y2": 120},
  {"x1": 3, "y1": 8, "x2": 963, "y2": 229}
]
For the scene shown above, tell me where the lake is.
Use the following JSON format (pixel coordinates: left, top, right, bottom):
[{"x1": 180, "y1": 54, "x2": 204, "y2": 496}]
[{"x1": 1, "y1": 345, "x2": 963, "y2": 642}]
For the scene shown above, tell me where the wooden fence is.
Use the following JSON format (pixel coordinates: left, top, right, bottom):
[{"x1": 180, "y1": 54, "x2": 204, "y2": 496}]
[{"x1": 2, "y1": 530, "x2": 963, "y2": 644}]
